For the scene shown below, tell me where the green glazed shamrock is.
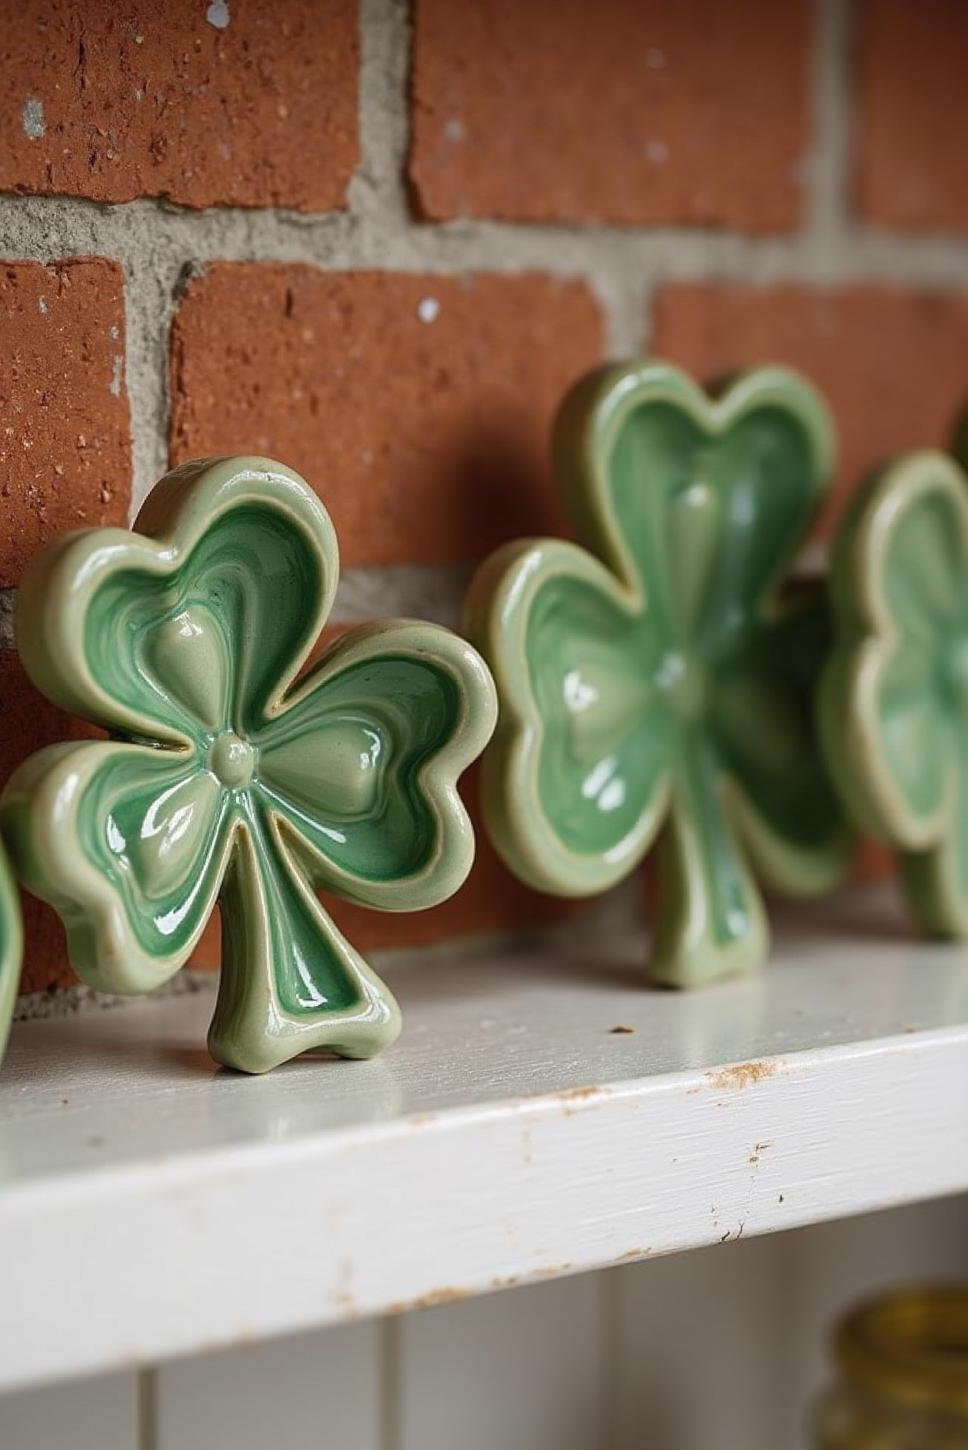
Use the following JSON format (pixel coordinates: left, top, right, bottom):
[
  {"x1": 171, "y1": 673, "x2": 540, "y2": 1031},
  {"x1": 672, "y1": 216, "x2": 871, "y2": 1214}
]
[
  {"x1": 0, "y1": 843, "x2": 23, "y2": 1069},
  {"x1": 821, "y1": 451, "x2": 968, "y2": 937},
  {"x1": 465, "y1": 361, "x2": 850, "y2": 987},
  {"x1": 1, "y1": 457, "x2": 496, "y2": 1073}
]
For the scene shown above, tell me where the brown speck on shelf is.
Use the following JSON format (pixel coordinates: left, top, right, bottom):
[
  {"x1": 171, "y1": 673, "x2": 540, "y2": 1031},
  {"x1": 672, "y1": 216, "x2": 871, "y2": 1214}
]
[
  {"x1": 610, "y1": 1025, "x2": 635, "y2": 1035},
  {"x1": 87, "y1": 1135, "x2": 105, "y2": 1148}
]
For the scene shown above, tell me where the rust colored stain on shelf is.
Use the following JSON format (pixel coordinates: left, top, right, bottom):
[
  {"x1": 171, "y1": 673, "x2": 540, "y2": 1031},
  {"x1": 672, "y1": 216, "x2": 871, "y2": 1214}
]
[
  {"x1": 556, "y1": 1085, "x2": 605, "y2": 1114},
  {"x1": 388, "y1": 1286, "x2": 472, "y2": 1315},
  {"x1": 706, "y1": 1060, "x2": 780, "y2": 1091}
]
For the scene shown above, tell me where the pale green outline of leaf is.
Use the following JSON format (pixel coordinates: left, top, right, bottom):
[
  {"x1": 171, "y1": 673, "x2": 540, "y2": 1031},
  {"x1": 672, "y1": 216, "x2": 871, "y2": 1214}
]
[
  {"x1": 821, "y1": 451, "x2": 968, "y2": 936},
  {"x1": 469, "y1": 362, "x2": 846, "y2": 928}
]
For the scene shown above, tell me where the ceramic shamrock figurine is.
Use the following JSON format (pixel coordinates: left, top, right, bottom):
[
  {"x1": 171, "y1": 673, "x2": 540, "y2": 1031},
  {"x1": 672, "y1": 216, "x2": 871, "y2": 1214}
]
[
  {"x1": 0, "y1": 843, "x2": 23, "y2": 1069},
  {"x1": 822, "y1": 451, "x2": 968, "y2": 936},
  {"x1": 1, "y1": 457, "x2": 496, "y2": 1072},
  {"x1": 466, "y1": 361, "x2": 850, "y2": 987}
]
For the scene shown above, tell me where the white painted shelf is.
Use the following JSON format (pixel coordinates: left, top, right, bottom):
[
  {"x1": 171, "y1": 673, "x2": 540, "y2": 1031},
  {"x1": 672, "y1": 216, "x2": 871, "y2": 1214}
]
[{"x1": 1, "y1": 884, "x2": 967, "y2": 1394}]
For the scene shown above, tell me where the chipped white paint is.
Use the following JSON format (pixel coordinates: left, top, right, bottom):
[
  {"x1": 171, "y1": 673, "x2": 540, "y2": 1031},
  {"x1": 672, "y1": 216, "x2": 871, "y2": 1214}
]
[
  {"x1": 109, "y1": 354, "x2": 124, "y2": 397},
  {"x1": 2, "y1": 1198, "x2": 964, "y2": 1450},
  {"x1": 20, "y1": 98, "x2": 44, "y2": 141},
  {"x1": 0, "y1": 887, "x2": 966, "y2": 1393},
  {"x1": 443, "y1": 116, "x2": 465, "y2": 143},
  {"x1": 205, "y1": 0, "x2": 230, "y2": 30},
  {"x1": 417, "y1": 295, "x2": 440, "y2": 323},
  {"x1": 36, "y1": 296, "x2": 47, "y2": 314},
  {"x1": 646, "y1": 139, "x2": 669, "y2": 166},
  {"x1": 613, "y1": 1196, "x2": 968, "y2": 1450}
]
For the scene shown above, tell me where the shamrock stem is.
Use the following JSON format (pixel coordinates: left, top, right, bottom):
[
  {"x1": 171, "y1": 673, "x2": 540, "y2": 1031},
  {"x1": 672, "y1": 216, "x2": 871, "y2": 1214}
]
[
  {"x1": 650, "y1": 741, "x2": 768, "y2": 988},
  {"x1": 208, "y1": 809, "x2": 402, "y2": 1074}
]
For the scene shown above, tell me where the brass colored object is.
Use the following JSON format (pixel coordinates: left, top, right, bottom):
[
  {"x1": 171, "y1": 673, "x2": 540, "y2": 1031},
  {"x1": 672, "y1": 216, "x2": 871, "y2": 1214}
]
[{"x1": 814, "y1": 1288, "x2": 968, "y2": 1448}]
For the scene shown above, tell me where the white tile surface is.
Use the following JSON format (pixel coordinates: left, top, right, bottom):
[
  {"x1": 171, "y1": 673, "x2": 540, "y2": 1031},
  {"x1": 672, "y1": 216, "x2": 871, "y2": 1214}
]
[
  {"x1": 397, "y1": 1274, "x2": 604, "y2": 1450},
  {"x1": 155, "y1": 1321, "x2": 381, "y2": 1450}
]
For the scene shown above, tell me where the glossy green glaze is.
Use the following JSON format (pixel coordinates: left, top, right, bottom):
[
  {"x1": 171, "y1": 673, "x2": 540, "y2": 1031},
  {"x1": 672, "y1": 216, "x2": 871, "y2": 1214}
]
[
  {"x1": 821, "y1": 451, "x2": 968, "y2": 937},
  {"x1": 1, "y1": 457, "x2": 496, "y2": 1072},
  {"x1": 0, "y1": 841, "x2": 23, "y2": 1070},
  {"x1": 466, "y1": 362, "x2": 850, "y2": 987}
]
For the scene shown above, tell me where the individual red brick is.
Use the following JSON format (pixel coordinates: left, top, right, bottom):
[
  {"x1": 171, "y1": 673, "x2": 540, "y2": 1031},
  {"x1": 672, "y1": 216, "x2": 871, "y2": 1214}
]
[
  {"x1": 0, "y1": 259, "x2": 130, "y2": 587},
  {"x1": 0, "y1": 0, "x2": 357, "y2": 211},
  {"x1": 652, "y1": 283, "x2": 968, "y2": 532},
  {"x1": 170, "y1": 267, "x2": 603, "y2": 566},
  {"x1": 409, "y1": 0, "x2": 810, "y2": 231},
  {"x1": 855, "y1": 0, "x2": 968, "y2": 231},
  {"x1": 853, "y1": 839, "x2": 892, "y2": 882},
  {"x1": 0, "y1": 653, "x2": 105, "y2": 995}
]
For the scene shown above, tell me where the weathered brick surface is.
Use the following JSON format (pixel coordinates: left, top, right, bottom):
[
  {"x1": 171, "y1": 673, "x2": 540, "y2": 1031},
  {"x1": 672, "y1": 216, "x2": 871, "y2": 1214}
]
[
  {"x1": 170, "y1": 267, "x2": 603, "y2": 566},
  {"x1": 409, "y1": 0, "x2": 810, "y2": 231},
  {"x1": 856, "y1": 0, "x2": 968, "y2": 232},
  {"x1": 652, "y1": 283, "x2": 968, "y2": 531},
  {"x1": 0, "y1": 0, "x2": 358, "y2": 211},
  {"x1": 0, "y1": 258, "x2": 130, "y2": 587}
]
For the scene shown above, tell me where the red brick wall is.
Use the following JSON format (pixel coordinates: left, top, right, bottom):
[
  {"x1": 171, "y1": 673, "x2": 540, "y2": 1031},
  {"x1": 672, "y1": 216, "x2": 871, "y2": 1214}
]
[{"x1": 0, "y1": 0, "x2": 965, "y2": 997}]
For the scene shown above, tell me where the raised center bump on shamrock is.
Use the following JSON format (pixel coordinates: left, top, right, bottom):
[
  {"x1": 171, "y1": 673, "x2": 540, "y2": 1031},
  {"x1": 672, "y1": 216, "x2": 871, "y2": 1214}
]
[
  {"x1": 821, "y1": 451, "x2": 968, "y2": 938},
  {"x1": 465, "y1": 362, "x2": 850, "y2": 988},
  {"x1": 0, "y1": 457, "x2": 497, "y2": 1073}
]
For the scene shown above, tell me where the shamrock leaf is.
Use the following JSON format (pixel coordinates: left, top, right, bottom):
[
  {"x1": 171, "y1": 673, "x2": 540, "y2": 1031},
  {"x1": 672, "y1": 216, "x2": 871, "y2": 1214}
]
[
  {"x1": 466, "y1": 362, "x2": 849, "y2": 986},
  {"x1": 821, "y1": 451, "x2": 968, "y2": 936},
  {"x1": 1, "y1": 457, "x2": 496, "y2": 1072},
  {"x1": 0, "y1": 841, "x2": 22, "y2": 1069}
]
